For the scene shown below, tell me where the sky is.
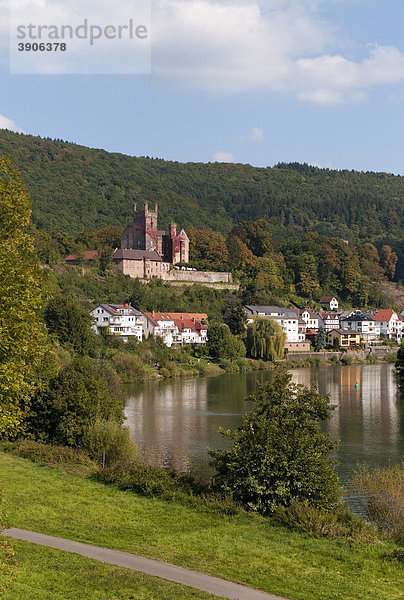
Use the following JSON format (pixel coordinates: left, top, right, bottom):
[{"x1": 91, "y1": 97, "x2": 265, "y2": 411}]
[{"x1": 1, "y1": 0, "x2": 404, "y2": 173}]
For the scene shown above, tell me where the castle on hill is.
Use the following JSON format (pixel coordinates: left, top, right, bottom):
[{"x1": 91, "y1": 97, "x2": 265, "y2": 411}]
[{"x1": 113, "y1": 203, "x2": 190, "y2": 279}]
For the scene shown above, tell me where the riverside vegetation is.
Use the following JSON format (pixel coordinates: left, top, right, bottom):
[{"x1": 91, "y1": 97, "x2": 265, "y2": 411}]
[{"x1": 1, "y1": 157, "x2": 404, "y2": 599}]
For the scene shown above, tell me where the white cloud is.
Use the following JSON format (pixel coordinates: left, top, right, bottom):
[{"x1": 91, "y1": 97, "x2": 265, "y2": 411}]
[
  {"x1": 235, "y1": 127, "x2": 264, "y2": 142},
  {"x1": 0, "y1": 114, "x2": 24, "y2": 132},
  {"x1": 213, "y1": 150, "x2": 235, "y2": 162},
  {"x1": 152, "y1": 0, "x2": 404, "y2": 104},
  {"x1": 1, "y1": 1, "x2": 404, "y2": 104}
]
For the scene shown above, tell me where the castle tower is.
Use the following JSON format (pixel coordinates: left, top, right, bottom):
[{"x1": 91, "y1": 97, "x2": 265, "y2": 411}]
[{"x1": 121, "y1": 203, "x2": 159, "y2": 251}]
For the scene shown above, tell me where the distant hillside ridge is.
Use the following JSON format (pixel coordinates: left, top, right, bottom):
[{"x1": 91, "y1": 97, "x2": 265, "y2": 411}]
[{"x1": 1, "y1": 129, "x2": 404, "y2": 278}]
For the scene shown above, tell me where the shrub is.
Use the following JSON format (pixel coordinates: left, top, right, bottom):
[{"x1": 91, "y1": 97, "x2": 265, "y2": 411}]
[
  {"x1": 353, "y1": 462, "x2": 404, "y2": 544},
  {"x1": 210, "y1": 369, "x2": 341, "y2": 515},
  {"x1": 110, "y1": 352, "x2": 146, "y2": 382},
  {"x1": 272, "y1": 500, "x2": 377, "y2": 542},
  {"x1": 340, "y1": 354, "x2": 353, "y2": 365},
  {"x1": 26, "y1": 357, "x2": 123, "y2": 447},
  {"x1": 82, "y1": 419, "x2": 138, "y2": 467},
  {"x1": 5, "y1": 439, "x2": 97, "y2": 475}
]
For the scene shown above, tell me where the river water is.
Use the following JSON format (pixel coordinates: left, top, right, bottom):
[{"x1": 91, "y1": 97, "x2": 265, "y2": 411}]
[{"x1": 124, "y1": 364, "x2": 404, "y2": 492}]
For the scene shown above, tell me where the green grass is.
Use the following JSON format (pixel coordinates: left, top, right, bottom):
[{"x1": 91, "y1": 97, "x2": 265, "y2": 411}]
[
  {"x1": 1, "y1": 452, "x2": 404, "y2": 600},
  {"x1": 5, "y1": 540, "x2": 221, "y2": 600}
]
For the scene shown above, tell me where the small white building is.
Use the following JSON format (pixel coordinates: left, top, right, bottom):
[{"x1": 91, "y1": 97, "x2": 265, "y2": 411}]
[
  {"x1": 320, "y1": 297, "x2": 339, "y2": 311},
  {"x1": 91, "y1": 304, "x2": 145, "y2": 342}
]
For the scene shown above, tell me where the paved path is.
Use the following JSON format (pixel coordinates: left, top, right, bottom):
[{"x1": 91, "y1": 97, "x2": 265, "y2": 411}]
[{"x1": 4, "y1": 528, "x2": 288, "y2": 600}]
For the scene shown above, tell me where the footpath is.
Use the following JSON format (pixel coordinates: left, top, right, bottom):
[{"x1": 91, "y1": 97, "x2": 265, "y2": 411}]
[{"x1": 4, "y1": 528, "x2": 288, "y2": 600}]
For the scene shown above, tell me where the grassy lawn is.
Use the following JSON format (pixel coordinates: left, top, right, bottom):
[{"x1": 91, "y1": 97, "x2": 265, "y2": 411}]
[
  {"x1": 5, "y1": 540, "x2": 221, "y2": 600},
  {"x1": 1, "y1": 451, "x2": 404, "y2": 600}
]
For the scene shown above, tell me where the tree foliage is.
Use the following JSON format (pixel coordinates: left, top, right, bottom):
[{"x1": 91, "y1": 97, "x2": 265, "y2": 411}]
[
  {"x1": 210, "y1": 369, "x2": 341, "y2": 514},
  {"x1": 1, "y1": 131, "x2": 403, "y2": 279},
  {"x1": 207, "y1": 323, "x2": 245, "y2": 360},
  {"x1": 27, "y1": 358, "x2": 123, "y2": 447},
  {"x1": 44, "y1": 296, "x2": 95, "y2": 355},
  {"x1": 0, "y1": 157, "x2": 47, "y2": 438},
  {"x1": 246, "y1": 317, "x2": 286, "y2": 361}
]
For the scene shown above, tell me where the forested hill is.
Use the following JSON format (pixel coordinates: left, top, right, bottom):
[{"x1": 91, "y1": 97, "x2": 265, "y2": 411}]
[{"x1": 1, "y1": 130, "x2": 404, "y2": 252}]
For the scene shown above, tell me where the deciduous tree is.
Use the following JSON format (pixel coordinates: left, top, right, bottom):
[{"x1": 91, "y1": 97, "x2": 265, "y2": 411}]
[{"x1": 0, "y1": 158, "x2": 47, "y2": 438}]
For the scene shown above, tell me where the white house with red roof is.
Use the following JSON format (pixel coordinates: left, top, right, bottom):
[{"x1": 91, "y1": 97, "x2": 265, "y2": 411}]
[
  {"x1": 372, "y1": 309, "x2": 403, "y2": 341},
  {"x1": 91, "y1": 304, "x2": 145, "y2": 342},
  {"x1": 144, "y1": 312, "x2": 208, "y2": 347}
]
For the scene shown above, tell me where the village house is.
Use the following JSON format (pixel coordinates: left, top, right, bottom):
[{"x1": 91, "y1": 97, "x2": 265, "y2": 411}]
[
  {"x1": 320, "y1": 296, "x2": 339, "y2": 311},
  {"x1": 90, "y1": 304, "x2": 145, "y2": 342},
  {"x1": 341, "y1": 314, "x2": 380, "y2": 342},
  {"x1": 320, "y1": 312, "x2": 340, "y2": 332},
  {"x1": 144, "y1": 312, "x2": 208, "y2": 347},
  {"x1": 327, "y1": 329, "x2": 361, "y2": 349},
  {"x1": 245, "y1": 306, "x2": 299, "y2": 342},
  {"x1": 244, "y1": 305, "x2": 310, "y2": 351},
  {"x1": 372, "y1": 309, "x2": 403, "y2": 342},
  {"x1": 299, "y1": 308, "x2": 321, "y2": 331}
]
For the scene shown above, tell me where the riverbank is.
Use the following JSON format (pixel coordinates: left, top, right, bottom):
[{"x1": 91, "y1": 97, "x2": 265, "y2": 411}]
[
  {"x1": 111, "y1": 346, "x2": 398, "y2": 384},
  {"x1": 1, "y1": 450, "x2": 404, "y2": 600},
  {"x1": 282, "y1": 348, "x2": 397, "y2": 369}
]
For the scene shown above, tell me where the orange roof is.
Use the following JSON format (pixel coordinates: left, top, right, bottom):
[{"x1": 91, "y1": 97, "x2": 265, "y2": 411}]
[
  {"x1": 162, "y1": 313, "x2": 208, "y2": 322},
  {"x1": 373, "y1": 309, "x2": 396, "y2": 322},
  {"x1": 65, "y1": 250, "x2": 98, "y2": 261}
]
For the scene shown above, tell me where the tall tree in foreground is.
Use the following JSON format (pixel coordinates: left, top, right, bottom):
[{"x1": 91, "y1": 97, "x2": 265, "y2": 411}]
[
  {"x1": 0, "y1": 157, "x2": 46, "y2": 438},
  {"x1": 210, "y1": 369, "x2": 341, "y2": 514}
]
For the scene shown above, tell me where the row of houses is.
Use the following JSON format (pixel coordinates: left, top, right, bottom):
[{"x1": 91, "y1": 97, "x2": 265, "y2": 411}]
[
  {"x1": 91, "y1": 304, "x2": 208, "y2": 347},
  {"x1": 245, "y1": 302, "x2": 404, "y2": 350}
]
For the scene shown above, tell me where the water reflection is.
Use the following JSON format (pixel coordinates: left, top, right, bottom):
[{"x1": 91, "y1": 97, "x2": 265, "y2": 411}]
[{"x1": 124, "y1": 365, "x2": 404, "y2": 485}]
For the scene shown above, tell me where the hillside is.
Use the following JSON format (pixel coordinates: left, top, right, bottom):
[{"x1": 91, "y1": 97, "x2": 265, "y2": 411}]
[{"x1": 1, "y1": 130, "x2": 404, "y2": 278}]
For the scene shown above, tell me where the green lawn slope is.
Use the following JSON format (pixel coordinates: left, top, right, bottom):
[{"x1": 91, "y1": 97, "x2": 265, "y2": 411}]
[{"x1": 1, "y1": 452, "x2": 403, "y2": 600}]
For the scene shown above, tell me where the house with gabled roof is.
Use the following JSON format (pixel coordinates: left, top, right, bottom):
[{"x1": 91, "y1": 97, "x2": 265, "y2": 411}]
[
  {"x1": 372, "y1": 309, "x2": 402, "y2": 341},
  {"x1": 90, "y1": 304, "x2": 145, "y2": 342},
  {"x1": 298, "y1": 308, "x2": 321, "y2": 331},
  {"x1": 320, "y1": 296, "x2": 339, "y2": 311}
]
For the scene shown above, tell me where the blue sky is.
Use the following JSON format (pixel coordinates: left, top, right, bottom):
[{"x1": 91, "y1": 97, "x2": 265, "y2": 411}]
[{"x1": 1, "y1": 0, "x2": 404, "y2": 173}]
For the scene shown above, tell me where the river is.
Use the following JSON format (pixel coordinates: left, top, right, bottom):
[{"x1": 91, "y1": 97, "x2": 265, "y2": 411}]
[{"x1": 124, "y1": 364, "x2": 404, "y2": 493}]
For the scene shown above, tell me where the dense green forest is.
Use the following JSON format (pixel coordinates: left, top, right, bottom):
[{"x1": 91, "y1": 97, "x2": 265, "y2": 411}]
[{"x1": 1, "y1": 130, "x2": 404, "y2": 279}]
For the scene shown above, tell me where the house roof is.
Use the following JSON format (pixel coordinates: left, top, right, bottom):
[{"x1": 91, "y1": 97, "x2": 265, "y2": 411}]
[
  {"x1": 328, "y1": 329, "x2": 359, "y2": 335},
  {"x1": 161, "y1": 313, "x2": 208, "y2": 322},
  {"x1": 320, "y1": 296, "x2": 336, "y2": 303},
  {"x1": 373, "y1": 309, "x2": 396, "y2": 322},
  {"x1": 341, "y1": 314, "x2": 374, "y2": 323},
  {"x1": 321, "y1": 313, "x2": 339, "y2": 320},
  {"x1": 95, "y1": 304, "x2": 143, "y2": 316},
  {"x1": 300, "y1": 308, "x2": 321, "y2": 319},
  {"x1": 65, "y1": 250, "x2": 98, "y2": 261},
  {"x1": 113, "y1": 249, "x2": 162, "y2": 261},
  {"x1": 245, "y1": 305, "x2": 298, "y2": 318}
]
